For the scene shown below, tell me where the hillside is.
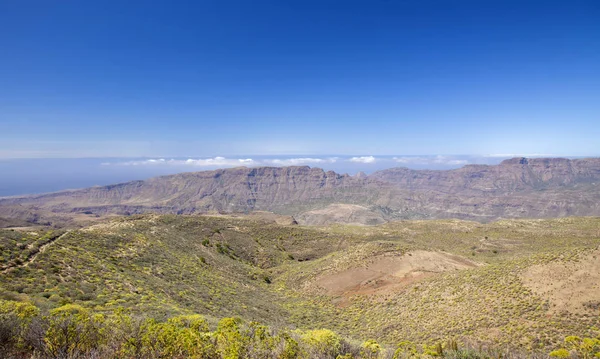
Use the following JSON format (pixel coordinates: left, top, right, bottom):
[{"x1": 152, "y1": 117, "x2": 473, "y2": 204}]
[
  {"x1": 1, "y1": 157, "x2": 600, "y2": 227},
  {"x1": 1, "y1": 214, "x2": 599, "y2": 356},
  {"x1": 0, "y1": 216, "x2": 33, "y2": 228}
]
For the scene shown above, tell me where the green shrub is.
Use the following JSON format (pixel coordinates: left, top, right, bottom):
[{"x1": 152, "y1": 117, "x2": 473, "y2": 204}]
[
  {"x1": 393, "y1": 341, "x2": 418, "y2": 358},
  {"x1": 554, "y1": 336, "x2": 600, "y2": 359},
  {"x1": 361, "y1": 339, "x2": 382, "y2": 358},
  {"x1": 141, "y1": 317, "x2": 216, "y2": 358},
  {"x1": 44, "y1": 304, "x2": 106, "y2": 358},
  {"x1": 247, "y1": 321, "x2": 278, "y2": 357},
  {"x1": 549, "y1": 348, "x2": 570, "y2": 358},
  {"x1": 0, "y1": 300, "x2": 37, "y2": 354},
  {"x1": 216, "y1": 317, "x2": 247, "y2": 359},
  {"x1": 300, "y1": 328, "x2": 342, "y2": 357},
  {"x1": 278, "y1": 332, "x2": 302, "y2": 359}
]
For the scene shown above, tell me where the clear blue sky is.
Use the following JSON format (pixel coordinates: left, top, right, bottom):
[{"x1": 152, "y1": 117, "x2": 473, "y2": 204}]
[{"x1": 1, "y1": 0, "x2": 599, "y2": 158}]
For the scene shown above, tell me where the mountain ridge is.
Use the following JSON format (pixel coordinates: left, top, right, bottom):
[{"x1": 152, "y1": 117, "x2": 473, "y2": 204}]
[{"x1": 1, "y1": 157, "x2": 600, "y2": 226}]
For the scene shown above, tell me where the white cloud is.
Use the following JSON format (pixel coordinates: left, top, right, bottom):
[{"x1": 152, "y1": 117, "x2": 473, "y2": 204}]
[
  {"x1": 103, "y1": 157, "x2": 338, "y2": 168},
  {"x1": 264, "y1": 157, "x2": 338, "y2": 166},
  {"x1": 349, "y1": 156, "x2": 376, "y2": 163},
  {"x1": 393, "y1": 156, "x2": 430, "y2": 164},
  {"x1": 432, "y1": 155, "x2": 469, "y2": 165},
  {"x1": 182, "y1": 157, "x2": 256, "y2": 166},
  {"x1": 108, "y1": 157, "x2": 256, "y2": 167},
  {"x1": 103, "y1": 155, "x2": 469, "y2": 169},
  {"x1": 392, "y1": 156, "x2": 468, "y2": 166}
]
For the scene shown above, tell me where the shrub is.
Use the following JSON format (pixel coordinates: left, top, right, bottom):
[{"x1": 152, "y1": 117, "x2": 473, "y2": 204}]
[
  {"x1": 0, "y1": 300, "x2": 40, "y2": 354},
  {"x1": 0, "y1": 311, "x2": 19, "y2": 354},
  {"x1": 168, "y1": 314, "x2": 210, "y2": 332},
  {"x1": 277, "y1": 332, "x2": 302, "y2": 359},
  {"x1": 247, "y1": 321, "x2": 277, "y2": 358},
  {"x1": 44, "y1": 304, "x2": 106, "y2": 358},
  {"x1": 216, "y1": 317, "x2": 248, "y2": 359},
  {"x1": 393, "y1": 341, "x2": 418, "y2": 358},
  {"x1": 555, "y1": 336, "x2": 600, "y2": 359},
  {"x1": 300, "y1": 328, "x2": 342, "y2": 357},
  {"x1": 361, "y1": 339, "x2": 382, "y2": 358},
  {"x1": 140, "y1": 315, "x2": 216, "y2": 359},
  {"x1": 549, "y1": 348, "x2": 570, "y2": 358}
]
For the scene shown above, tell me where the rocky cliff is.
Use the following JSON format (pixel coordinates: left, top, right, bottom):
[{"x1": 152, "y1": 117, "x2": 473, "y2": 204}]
[{"x1": 1, "y1": 157, "x2": 599, "y2": 225}]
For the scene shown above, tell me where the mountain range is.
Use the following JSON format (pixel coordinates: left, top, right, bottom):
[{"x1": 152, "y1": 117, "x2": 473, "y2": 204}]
[{"x1": 1, "y1": 157, "x2": 599, "y2": 227}]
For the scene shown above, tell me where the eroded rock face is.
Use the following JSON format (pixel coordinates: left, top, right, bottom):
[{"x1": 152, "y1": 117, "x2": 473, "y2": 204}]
[
  {"x1": 1, "y1": 158, "x2": 600, "y2": 225},
  {"x1": 370, "y1": 157, "x2": 600, "y2": 192}
]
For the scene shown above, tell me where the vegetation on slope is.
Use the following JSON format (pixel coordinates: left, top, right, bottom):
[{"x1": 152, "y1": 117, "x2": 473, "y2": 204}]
[
  {"x1": 2, "y1": 300, "x2": 598, "y2": 358},
  {"x1": 0, "y1": 229, "x2": 66, "y2": 272},
  {"x1": 1, "y1": 215, "x2": 599, "y2": 357}
]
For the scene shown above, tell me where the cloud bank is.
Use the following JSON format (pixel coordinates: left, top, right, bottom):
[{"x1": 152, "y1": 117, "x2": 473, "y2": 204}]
[
  {"x1": 264, "y1": 157, "x2": 338, "y2": 166},
  {"x1": 102, "y1": 155, "x2": 477, "y2": 169},
  {"x1": 349, "y1": 156, "x2": 376, "y2": 163},
  {"x1": 103, "y1": 157, "x2": 338, "y2": 168},
  {"x1": 393, "y1": 156, "x2": 469, "y2": 166}
]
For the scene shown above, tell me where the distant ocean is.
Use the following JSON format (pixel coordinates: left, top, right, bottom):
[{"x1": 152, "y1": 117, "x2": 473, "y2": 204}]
[{"x1": 0, "y1": 155, "x2": 541, "y2": 197}]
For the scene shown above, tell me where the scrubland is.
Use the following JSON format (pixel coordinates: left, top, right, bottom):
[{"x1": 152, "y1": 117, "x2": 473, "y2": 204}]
[{"x1": 1, "y1": 214, "x2": 599, "y2": 358}]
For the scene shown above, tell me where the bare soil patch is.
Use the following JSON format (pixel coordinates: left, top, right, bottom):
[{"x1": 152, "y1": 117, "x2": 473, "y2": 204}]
[{"x1": 315, "y1": 250, "x2": 479, "y2": 305}]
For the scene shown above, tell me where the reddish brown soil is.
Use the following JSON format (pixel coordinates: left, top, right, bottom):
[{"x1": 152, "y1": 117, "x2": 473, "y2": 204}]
[{"x1": 315, "y1": 250, "x2": 480, "y2": 306}]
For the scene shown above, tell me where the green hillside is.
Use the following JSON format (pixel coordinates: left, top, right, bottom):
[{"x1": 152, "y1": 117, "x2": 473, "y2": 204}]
[{"x1": 1, "y1": 215, "x2": 599, "y2": 358}]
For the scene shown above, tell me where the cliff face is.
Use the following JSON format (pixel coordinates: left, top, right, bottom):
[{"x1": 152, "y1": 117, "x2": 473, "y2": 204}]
[
  {"x1": 0, "y1": 166, "x2": 372, "y2": 214},
  {"x1": 370, "y1": 158, "x2": 600, "y2": 192},
  {"x1": 1, "y1": 158, "x2": 600, "y2": 225}
]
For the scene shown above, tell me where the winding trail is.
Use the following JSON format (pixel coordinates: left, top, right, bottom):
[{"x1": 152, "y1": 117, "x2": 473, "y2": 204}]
[{"x1": 1, "y1": 230, "x2": 71, "y2": 273}]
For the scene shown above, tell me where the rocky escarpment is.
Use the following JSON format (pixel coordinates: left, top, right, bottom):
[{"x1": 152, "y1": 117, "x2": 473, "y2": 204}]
[
  {"x1": 1, "y1": 158, "x2": 599, "y2": 225},
  {"x1": 370, "y1": 157, "x2": 600, "y2": 193},
  {"x1": 0, "y1": 166, "x2": 375, "y2": 211}
]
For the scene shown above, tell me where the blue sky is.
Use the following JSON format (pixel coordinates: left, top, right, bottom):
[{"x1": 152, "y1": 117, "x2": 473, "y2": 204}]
[{"x1": 1, "y1": 0, "x2": 599, "y2": 159}]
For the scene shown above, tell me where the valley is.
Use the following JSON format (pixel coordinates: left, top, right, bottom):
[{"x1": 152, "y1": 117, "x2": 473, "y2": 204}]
[{"x1": 1, "y1": 214, "x2": 599, "y2": 357}]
